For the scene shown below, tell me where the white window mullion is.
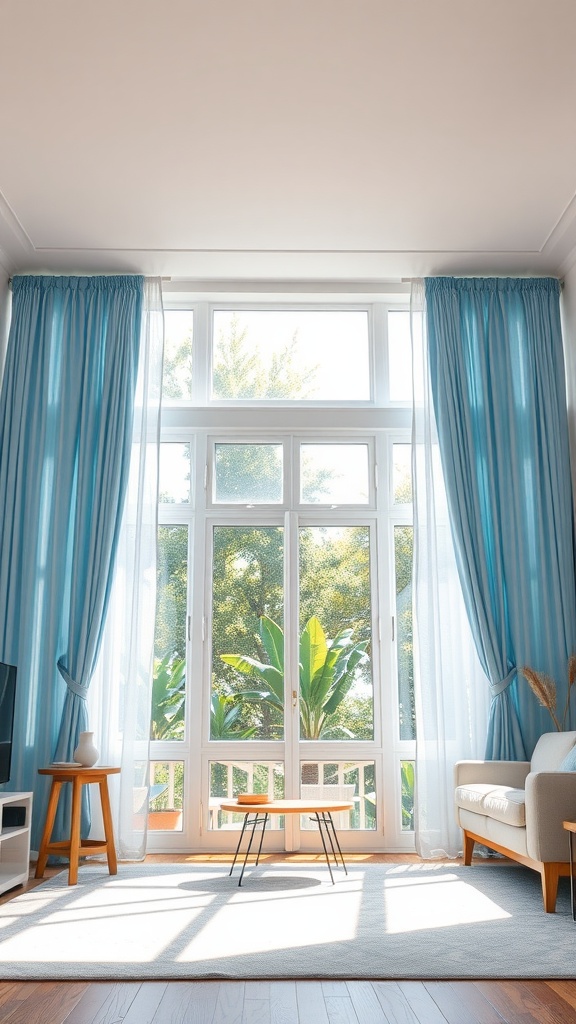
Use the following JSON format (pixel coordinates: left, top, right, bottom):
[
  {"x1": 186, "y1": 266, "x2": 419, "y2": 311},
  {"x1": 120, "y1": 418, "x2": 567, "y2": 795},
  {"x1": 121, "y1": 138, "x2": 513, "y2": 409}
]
[
  {"x1": 371, "y1": 302, "x2": 388, "y2": 406},
  {"x1": 192, "y1": 302, "x2": 210, "y2": 406},
  {"x1": 283, "y1": 510, "x2": 300, "y2": 850},
  {"x1": 186, "y1": 433, "x2": 209, "y2": 846}
]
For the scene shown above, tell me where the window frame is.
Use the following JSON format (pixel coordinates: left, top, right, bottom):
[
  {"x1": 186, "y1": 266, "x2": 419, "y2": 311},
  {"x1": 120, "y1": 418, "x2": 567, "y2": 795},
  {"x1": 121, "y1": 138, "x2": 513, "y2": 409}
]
[{"x1": 149, "y1": 297, "x2": 415, "y2": 854}]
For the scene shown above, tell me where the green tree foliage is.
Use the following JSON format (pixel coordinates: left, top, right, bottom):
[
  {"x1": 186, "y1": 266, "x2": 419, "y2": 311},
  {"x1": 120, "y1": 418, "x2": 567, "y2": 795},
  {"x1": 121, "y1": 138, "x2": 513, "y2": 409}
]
[
  {"x1": 152, "y1": 526, "x2": 188, "y2": 740},
  {"x1": 212, "y1": 313, "x2": 318, "y2": 400},
  {"x1": 392, "y1": 450, "x2": 415, "y2": 739},
  {"x1": 155, "y1": 526, "x2": 188, "y2": 664},
  {"x1": 163, "y1": 331, "x2": 193, "y2": 399},
  {"x1": 211, "y1": 526, "x2": 285, "y2": 739},
  {"x1": 394, "y1": 526, "x2": 415, "y2": 740},
  {"x1": 214, "y1": 444, "x2": 283, "y2": 504},
  {"x1": 299, "y1": 526, "x2": 371, "y2": 646},
  {"x1": 212, "y1": 526, "x2": 284, "y2": 656}
]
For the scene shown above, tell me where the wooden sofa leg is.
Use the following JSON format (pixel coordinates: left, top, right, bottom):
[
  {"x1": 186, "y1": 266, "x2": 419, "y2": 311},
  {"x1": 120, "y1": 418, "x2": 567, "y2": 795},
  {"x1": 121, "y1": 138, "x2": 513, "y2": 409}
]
[
  {"x1": 541, "y1": 863, "x2": 560, "y2": 913},
  {"x1": 463, "y1": 831, "x2": 475, "y2": 865}
]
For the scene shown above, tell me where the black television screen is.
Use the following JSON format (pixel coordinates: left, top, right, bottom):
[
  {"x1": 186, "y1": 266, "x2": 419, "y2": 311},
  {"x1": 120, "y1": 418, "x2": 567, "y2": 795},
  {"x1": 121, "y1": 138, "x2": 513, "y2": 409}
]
[{"x1": 0, "y1": 663, "x2": 16, "y2": 785}]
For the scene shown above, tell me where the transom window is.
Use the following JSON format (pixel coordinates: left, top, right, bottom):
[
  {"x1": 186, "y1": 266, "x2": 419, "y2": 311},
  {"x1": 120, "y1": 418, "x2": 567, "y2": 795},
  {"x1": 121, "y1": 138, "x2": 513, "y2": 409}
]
[
  {"x1": 212, "y1": 309, "x2": 370, "y2": 401},
  {"x1": 160, "y1": 304, "x2": 412, "y2": 406}
]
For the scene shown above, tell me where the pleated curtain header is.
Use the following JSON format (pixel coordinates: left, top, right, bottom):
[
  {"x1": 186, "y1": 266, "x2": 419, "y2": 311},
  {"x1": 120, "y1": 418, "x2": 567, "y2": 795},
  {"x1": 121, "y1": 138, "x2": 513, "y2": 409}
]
[{"x1": 11, "y1": 274, "x2": 145, "y2": 294}]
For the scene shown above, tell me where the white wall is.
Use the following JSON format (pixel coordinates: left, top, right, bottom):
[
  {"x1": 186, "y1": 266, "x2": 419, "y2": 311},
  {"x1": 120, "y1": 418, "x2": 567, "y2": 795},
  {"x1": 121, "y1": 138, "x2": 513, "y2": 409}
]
[{"x1": 0, "y1": 273, "x2": 11, "y2": 379}]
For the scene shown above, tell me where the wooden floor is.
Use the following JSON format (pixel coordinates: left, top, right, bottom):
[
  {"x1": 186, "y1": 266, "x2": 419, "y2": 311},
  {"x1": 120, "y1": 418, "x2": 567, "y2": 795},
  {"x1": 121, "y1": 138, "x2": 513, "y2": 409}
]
[
  {"x1": 0, "y1": 854, "x2": 574, "y2": 1024},
  {"x1": 3, "y1": 979, "x2": 576, "y2": 1024}
]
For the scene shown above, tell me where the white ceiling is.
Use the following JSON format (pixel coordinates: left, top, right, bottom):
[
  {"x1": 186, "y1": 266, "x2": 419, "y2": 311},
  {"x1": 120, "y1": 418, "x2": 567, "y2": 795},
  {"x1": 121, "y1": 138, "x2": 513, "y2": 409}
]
[{"x1": 1, "y1": 0, "x2": 576, "y2": 285}]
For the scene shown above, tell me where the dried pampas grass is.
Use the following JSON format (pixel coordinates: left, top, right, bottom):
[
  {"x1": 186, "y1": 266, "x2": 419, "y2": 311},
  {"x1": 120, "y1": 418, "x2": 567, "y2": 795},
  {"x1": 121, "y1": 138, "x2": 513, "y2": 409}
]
[{"x1": 522, "y1": 657, "x2": 576, "y2": 731}]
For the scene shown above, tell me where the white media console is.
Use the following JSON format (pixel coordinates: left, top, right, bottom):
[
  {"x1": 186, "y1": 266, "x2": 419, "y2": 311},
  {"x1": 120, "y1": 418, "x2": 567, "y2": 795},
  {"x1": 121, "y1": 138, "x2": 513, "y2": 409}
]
[{"x1": 0, "y1": 792, "x2": 32, "y2": 895}]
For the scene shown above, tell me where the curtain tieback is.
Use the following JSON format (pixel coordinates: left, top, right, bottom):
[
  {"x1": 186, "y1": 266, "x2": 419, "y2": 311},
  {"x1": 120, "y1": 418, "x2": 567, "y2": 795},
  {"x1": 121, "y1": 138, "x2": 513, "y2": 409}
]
[
  {"x1": 57, "y1": 659, "x2": 88, "y2": 700},
  {"x1": 490, "y1": 668, "x2": 516, "y2": 698}
]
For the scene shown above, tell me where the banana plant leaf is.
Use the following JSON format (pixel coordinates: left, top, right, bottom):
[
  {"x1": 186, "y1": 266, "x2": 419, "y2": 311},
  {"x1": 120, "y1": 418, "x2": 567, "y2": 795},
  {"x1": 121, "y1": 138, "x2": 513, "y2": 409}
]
[
  {"x1": 151, "y1": 654, "x2": 186, "y2": 740},
  {"x1": 219, "y1": 614, "x2": 370, "y2": 739},
  {"x1": 219, "y1": 655, "x2": 284, "y2": 702},
  {"x1": 210, "y1": 693, "x2": 257, "y2": 739},
  {"x1": 259, "y1": 615, "x2": 284, "y2": 672}
]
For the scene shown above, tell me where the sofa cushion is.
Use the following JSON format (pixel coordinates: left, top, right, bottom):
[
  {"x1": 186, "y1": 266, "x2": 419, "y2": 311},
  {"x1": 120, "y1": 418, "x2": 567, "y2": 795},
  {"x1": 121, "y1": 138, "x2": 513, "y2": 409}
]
[
  {"x1": 560, "y1": 744, "x2": 576, "y2": 771},
  {"x1": 530, "y1": 731, "x2": 576, "y2": 772},
  {"x1": 455, "y1": 783, "x2": 525, "y2": 827}
]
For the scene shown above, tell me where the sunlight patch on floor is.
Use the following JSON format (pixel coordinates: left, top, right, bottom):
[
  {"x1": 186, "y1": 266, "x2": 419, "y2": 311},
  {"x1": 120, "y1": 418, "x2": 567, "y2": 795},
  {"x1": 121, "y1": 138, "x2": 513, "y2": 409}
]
[
  {"x1": 383, "y1": 873, "x2": 510, "y2": 933},
  {"x1": 177, "y1": 882, "x2": 361, "y2": 961},
  {"x1": 0, "y1": 884, "x2": 213, "y2": 963}
]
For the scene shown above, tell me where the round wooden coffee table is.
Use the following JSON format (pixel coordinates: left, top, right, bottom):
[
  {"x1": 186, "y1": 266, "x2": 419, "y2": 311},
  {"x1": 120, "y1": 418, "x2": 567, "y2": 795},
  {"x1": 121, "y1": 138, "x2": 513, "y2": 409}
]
[{"x1": 219, "y1": 798, "x2": 354, "y2": 886}]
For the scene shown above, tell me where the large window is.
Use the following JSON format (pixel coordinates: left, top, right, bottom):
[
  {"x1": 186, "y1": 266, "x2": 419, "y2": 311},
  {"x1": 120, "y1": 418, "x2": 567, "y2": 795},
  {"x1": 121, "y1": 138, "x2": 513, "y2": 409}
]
[{"x1": 151, "y1": 300, "x2": 414, "y2": 852}]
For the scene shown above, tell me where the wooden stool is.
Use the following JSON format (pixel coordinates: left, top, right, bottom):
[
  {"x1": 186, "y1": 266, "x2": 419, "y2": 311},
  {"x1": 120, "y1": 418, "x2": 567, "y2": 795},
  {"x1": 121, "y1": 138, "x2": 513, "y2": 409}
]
[{"x1": 35, "y1": 765, "x2": 120, "y2": 885}]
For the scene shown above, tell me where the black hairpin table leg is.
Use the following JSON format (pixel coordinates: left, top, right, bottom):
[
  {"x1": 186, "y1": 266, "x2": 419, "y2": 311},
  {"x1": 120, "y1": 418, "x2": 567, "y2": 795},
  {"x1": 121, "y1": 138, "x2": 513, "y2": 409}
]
[
  {"x1": 314, "y1": 811, "x2": 335, "y2": 883},
  {"x1": 325, "y1": 812, "x2": 348, "y2": 875},
  {"x1": 312, "y1": 811, "x2": 349, "y2": 884},
  {"x1": 230, "y1": 812, "x2": 269, "y2": 886},
  {"x1": 229, "y1": 813, "x2": 250, "y2": 877}
]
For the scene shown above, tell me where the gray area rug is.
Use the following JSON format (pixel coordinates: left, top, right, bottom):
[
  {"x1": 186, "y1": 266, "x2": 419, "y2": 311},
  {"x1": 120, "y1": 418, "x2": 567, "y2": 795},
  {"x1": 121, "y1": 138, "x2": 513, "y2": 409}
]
[{"x1": 0, "y1": 861, "x2": 574, "y2": 980}]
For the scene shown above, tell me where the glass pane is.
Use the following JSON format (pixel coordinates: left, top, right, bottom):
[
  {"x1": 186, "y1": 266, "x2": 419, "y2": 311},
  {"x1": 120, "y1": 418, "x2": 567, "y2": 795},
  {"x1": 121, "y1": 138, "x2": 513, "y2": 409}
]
[
  {"x1": 299, "y1": 526, "x2": 373, "y2": 740},
  {"x1": 148, "y1": 761, "x2": 183, "y2": 832},
  {"x1": 393, "y1": 444, "x2": 412, "y2": 504},
  {"x1": 214, "y1": 443, "x2": 283, "y2": 504},
  {"x1": 395, "y1": 525, "x2": 414, "y2": 741},
  {"x1": 300, "y1": 761, "x2": 376, "y2": 830},
  {"x1": 300, "y1": 444, "x2": 369, "y2": 504},
  {"x1": 401, "y1": 760, "x2": 415, "y2": 831},
  {"x1": 163, "y1": 311, "x2": 194, "y2": 400},
  {"x1": 209, "y1": 761, "x2": 284, "y2": 830},
  {"x1": 389, "y1": 310, "x2": 424, "y2": 402},
  {"x1": 212, "y1": 526, "x2": 284, "y2": 740},
  {"x1": 159, "y1": 443, "x2": 191, "y2": 504},
  {"x1": 212, "y1": 310, "x2": 370, "y2": 401},
  {"x1": 388, "y1": 310, "x2": 411, "y2": 401},
  {"x1": 152, "y1": 526, "x2": 188, "y2": 741}
]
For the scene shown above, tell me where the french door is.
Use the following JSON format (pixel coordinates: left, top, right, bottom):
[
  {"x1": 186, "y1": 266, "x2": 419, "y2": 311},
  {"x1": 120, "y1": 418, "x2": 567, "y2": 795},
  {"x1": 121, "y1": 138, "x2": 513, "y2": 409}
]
[{"x1": 200, "y1": 506, "x2": 385, "y2": 852}]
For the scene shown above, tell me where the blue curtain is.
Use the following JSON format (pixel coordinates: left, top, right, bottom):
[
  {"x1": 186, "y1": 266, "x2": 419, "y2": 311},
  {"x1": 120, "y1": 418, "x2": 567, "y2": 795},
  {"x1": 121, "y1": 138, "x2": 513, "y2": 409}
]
[
  {"x1": 0, "y1": 275, "x2": 143, "y2": 846},
  {"x1": 425, "y1": 276, "x2": 576, "y2": 760}
]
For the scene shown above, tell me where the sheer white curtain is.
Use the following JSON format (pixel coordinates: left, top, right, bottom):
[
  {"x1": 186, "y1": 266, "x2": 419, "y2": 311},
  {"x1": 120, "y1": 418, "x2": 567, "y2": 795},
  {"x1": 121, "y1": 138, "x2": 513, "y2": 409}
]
[
  {"x1": 89, "y1": 278, "x2": 164, "y2": 859},
  {"x1": 410, "y1": 280, "x2": 489, "y2": 857}
]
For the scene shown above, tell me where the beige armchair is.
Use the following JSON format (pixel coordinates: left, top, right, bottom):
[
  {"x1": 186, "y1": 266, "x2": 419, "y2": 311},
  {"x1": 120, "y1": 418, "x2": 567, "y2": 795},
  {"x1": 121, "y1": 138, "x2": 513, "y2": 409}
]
[{"x1": 455, "y1": 731, "x2": 576, "y2": 912}]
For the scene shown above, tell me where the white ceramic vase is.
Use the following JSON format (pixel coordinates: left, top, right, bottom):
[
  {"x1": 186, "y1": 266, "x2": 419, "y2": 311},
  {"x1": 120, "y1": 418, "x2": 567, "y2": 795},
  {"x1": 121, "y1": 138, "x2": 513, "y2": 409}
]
[{"x1": 73, "y1": 731, "x2": 99, "y2": 767}]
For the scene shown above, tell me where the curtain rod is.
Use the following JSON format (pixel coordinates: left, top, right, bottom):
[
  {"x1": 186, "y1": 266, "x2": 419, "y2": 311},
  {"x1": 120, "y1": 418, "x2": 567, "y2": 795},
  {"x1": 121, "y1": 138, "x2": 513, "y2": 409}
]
[
  {"x1": 6, "y1": 274, "x2": 564, "y2": 288},
  {"x1": 402, "y1": 275, "x2": 564, "y2": 287}
]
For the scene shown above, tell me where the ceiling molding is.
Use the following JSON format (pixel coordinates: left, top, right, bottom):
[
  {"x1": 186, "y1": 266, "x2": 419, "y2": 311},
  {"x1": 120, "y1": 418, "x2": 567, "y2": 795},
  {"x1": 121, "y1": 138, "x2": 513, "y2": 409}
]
[
  {"x1": 0, "y1": 246, "x2": 12, "y2": 279},
  {"x1": 0, "y1": 190, "x2": 34, "y2": 258},
  {"x1": 30, "y1": 245, "x2": 546, "y2": 256}
]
